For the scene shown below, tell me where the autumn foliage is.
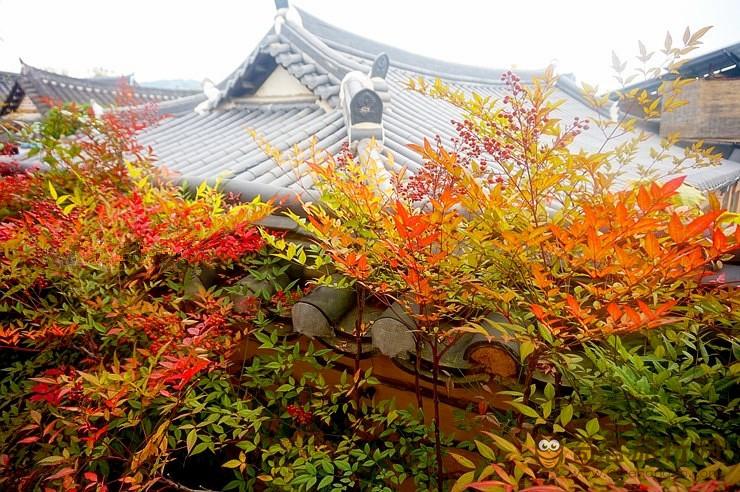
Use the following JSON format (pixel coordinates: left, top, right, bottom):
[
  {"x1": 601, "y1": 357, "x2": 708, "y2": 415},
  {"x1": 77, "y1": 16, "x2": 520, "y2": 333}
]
[
  {"x1": 0, "y1": 25, "x2": 738, "y2": 492},
  {"x1": 261, "y1": 26, "x2": 739, "y2": 491}
]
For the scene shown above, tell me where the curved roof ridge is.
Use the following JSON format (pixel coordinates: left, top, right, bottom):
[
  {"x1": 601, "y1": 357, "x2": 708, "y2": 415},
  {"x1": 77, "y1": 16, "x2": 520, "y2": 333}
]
[
  {"x1": 20, "y1": 62, "x2": 129, "y2": 87},
  {"x1": 295, "y1": 7, "x2": 544, "y2": 85},
  {"x1": 19, "y1": 61, "x2": 197, "y2": 98},
  {"x1": 280, "y1": 19, "x2": 367, "y2": 78}
]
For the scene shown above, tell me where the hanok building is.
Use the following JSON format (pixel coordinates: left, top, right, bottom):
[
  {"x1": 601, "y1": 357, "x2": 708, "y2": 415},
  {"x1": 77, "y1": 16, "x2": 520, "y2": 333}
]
[
  {"x1": 135, "y1": 3, "x2": 740, "y2": 415},
  {"x1": 0, "y1": 71, "x2": 18, "y2": 109},
  {"x1": 140, "y1": 5, "x2": 740, "y2": 206},
  {"x1": 0, "y1": 61, "x2": 200, "y2": 122},
  {"x1": 616, "y1": 42, "x2": 740, "y2": 210}
]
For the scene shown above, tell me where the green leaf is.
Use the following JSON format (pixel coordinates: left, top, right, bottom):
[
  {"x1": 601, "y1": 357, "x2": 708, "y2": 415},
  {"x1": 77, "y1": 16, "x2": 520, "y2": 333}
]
[
  {"x1": 544, "y1": 383, "x2": 555, "y2": 400},
  {"x1": 320, "y1": 461, "x2": 333, "y2": 474},
  {"x1": 520, "y1": 341, "x2": 535, "y2": 362},
  {"x1": 48, "y1": 181, "x2": 58, "y2": 200},
  {"x1": 560, "y1": 404, "x2": 573, "y2": 426},
  {"x1": 508, "y1": 401, "x2": 540, "y2": 419},
  {"x1": 276, "y1": 384, "x2": 294, "y2": 392},
  {"x1": 449, "y1": 452, "x2": 475, "y2": 469},
  {"x1": 186, "y1": 429, "x2": 197, "y2": 454},
  {"x1": 486, "y1": 433, "x2": 519, "y2": 455},
  {"x1": 237, "y1": 441, "x2": 256, "y2": 453},
  {"x1": 223, "y1": 459, "x2": 242, "y2": 469},
  {"x1": 192, "y1": 442, "x2": 210, "y2": 456},
  {"x1": 38, "y1": 455, "x2": 66, "y2": 466},
  {"x1": 474, "y1": 440, "x2": 496, "y2": 461},
  {"x1": 318, "y1": 475, "x2": 334, "y2": 489},
  {"x1": 451, "y1": 471, "x2": 475, "y2": 492},
  {"x1": 586, "y1": 418, "x2": 600, "y2": 436}
]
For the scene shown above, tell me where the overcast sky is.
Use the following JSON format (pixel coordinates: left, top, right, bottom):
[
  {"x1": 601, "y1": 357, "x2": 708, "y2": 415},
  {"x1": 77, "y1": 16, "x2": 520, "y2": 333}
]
[{"x1": 0, "y1": 0, "x2": 738, "y2": 90}]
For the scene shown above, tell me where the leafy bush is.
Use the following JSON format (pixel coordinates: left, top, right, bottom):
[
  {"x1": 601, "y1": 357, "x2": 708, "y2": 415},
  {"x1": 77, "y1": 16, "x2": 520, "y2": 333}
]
[
  {"x1": 1, "y1": 27, "x2": 739, "y2": 492},
  {"x1": 261, "y1": 27, "x2": 739, "y2": 491},
  {"x1": 0, "y1": 102, "x2": 445, "y2": 491}
]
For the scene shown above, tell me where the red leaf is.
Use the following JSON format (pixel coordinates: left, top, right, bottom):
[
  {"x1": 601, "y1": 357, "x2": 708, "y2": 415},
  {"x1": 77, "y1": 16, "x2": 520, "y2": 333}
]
[
  {"x1": 18, "y1": 436, "x2": 40, "y2": 444},
  {"x1": 661, "y1": 175, "x2": 686, "y2": 196},
  {"x1": 606, "y1": 303, "x2": 622, "y2": 320},
  {"x1": 530, "y1": 304, "x2": 547, "y2": 320},
  {"x1": 468, "y1": 481, "x2": 513, "y2": 492},
  {"x1": 521, "y1": 487, "x2": 567, "y2": 492},
  {"x1": 46, "y1": 467, "x2": 75, "y2": 481},
  {"x1": 623, "y1": 306, "x2": 642, "y2": 326},
  {"x1": 712, "y1": 227, "x2": 727, "y2": 253},
  {"x1": 636, "y1": 300, "x2": 656, "y2": 320}
]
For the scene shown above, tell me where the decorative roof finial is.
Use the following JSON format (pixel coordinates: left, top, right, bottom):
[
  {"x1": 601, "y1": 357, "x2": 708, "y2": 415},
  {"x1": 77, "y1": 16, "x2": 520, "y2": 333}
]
[
  {"x1": 340, "y1": 71, "x2": 384, "y2": 147},
  {"x1": 370, "y1": 53, "x2": 389, "y2": 79}
]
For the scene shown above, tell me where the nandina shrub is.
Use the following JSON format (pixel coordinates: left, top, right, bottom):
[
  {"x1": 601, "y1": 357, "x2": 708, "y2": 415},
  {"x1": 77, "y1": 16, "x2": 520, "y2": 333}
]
[
  {"x1": 259, "y1": 27, "x2": 739, "y2": 491},
  {"x1": 0, "y1": 102, "x2": 280, "y2": 489},
  {"x1": 0, "y1": 100, "x2": 444, "y2": 492},
  {"x1": 408, "y1": 30, "x2": 739, "y2": 491}
]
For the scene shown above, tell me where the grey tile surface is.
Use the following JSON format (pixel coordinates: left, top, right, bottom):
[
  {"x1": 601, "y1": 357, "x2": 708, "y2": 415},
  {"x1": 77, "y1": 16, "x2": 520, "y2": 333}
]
[
  {"x1": 141, "y1": 8, "x2": 740, "y2": 197},
  {"x1": 1, "y1": 63, "x2": 198, "y2": 117}
]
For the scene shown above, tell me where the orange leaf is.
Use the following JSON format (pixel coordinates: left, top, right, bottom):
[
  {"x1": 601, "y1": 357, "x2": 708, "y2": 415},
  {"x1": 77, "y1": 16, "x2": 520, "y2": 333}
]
[
  {"x1": 566, "y1": 295, "x2": 581, "y2": 317},
  {"x1": 616, "y1": 202, "x2": 628, "y2": 224},
  {"x1": 668, "y1": 213, "x2": 684, "y2": 243},
  {"x1": 530, "y1": 304, "x2": 547, "y2": 320},
  {"x1": 654, "y1": 299, "x2": 677, "y2": 316},
  {"x1": 644, "y1": 232, "x2": 660, "y2": 258},
  {"x1": 661, "y1": 175, "x2": 686, "y2": 197},
  {"x1": 712, "y1": 227, "x2": 727, "y2": 253},
  {"x1": 623, "y1": 306, "x2": 642, "y2": 326},
  {"x1": 636, "y1": 300, "x2": 656, "y2": 320},
  {"x1": 606, "y1": 303, "x2": 622, "y2": 320},
  {"x1": 685, "y1": 212, "x2": 719, "y2": 238},
  {"x1": 636, "y1": 186, "x2": 651, "y2": 212}
]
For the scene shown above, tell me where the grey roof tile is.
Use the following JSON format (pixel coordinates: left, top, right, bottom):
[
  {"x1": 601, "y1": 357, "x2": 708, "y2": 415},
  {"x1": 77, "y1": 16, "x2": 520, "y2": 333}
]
[
  {"x1": 1, "y1": 63, "x2": 198, "y2": 117},
  {"x1": 0, "y1": 71, "x2": 19, "y2": 110},
  {"x1": 140, "y1": 7, "x2": 740, "y2": 198}
]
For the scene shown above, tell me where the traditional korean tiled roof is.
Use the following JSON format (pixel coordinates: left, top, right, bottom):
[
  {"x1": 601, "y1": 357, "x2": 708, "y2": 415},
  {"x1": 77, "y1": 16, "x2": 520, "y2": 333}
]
[
  {"x1": 0, "y1": 71, "x2": 18, "y2": 109},
  {"x1": 0, "y1": 62, "x2": 199, "y2": 118},
  {"x1": 140, "y1": 6, "x2": 740, "y2": 200},
  {"x1": 618, "y1": 42, "x2": 740, "y2": 96}
]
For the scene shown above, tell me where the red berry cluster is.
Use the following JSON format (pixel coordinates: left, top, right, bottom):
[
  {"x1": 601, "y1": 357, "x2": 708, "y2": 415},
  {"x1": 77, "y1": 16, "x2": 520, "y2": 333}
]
[
  {"x1": 286, "y1": 404, "x2": 313, "y2": 425},
  {"x1": 126, "y1": 312, "x2": 181, "y2": 352},
  {"x1": 397, "y1": 135, "x2": 464, "y2": 202},
  {"x1": 335, "y1": 141, "x2": 353, "y2": 169},
  {"x1": 0, "y1": 142, "x2": 19, "y2": 156},
  {"x1": 269, "y1": 289, "x2": 303, "y2": 316}
]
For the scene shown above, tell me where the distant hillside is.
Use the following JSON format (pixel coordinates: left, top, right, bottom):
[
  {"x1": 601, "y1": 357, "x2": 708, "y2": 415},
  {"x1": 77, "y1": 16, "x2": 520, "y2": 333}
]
[{"x1": 139, "y1": 79, "x2": 201, "y2": 91}]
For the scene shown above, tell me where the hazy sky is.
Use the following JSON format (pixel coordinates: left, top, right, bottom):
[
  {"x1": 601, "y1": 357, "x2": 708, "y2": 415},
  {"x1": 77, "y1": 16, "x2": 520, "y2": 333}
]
[{"x1": 0, "y1": 1, "x2": 738, "y2": 90}]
